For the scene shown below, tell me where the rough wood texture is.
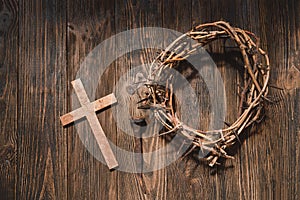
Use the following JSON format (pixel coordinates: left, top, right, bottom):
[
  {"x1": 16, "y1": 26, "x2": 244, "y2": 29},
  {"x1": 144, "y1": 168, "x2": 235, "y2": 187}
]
[
  {"x1": 0, "y1": 0, "x2": 299, "y2": 199},
  {"x1": 0, "y1": 0, "x2": 17, "y2": 199},
  {"x1": 60, "y1": 79, "x2": 118, "y2": 169},
  {"x1": 17, "y1": 0, "x2": 67, "y2": 199},
  {"x1": 60, "y1": 91, "x2": 117, "y2": 126}
]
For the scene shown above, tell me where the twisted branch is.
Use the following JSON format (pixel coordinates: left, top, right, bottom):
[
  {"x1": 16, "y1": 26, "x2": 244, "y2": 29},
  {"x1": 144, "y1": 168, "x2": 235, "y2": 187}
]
[{"x1": 139, "y1": 21, "x2": 270, "y2": 167}]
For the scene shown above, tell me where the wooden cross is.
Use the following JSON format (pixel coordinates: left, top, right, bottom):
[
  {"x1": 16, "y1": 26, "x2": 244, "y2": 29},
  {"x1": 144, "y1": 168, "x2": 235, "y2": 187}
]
[{"x1": 60, "y1": 79, "x2": 118, "y2": 170}]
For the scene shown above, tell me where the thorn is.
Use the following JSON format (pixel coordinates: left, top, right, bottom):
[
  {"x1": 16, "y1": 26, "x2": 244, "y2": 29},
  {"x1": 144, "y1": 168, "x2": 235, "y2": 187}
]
[
  {"x1": 255, "y1": 113, "x2": 265, "y2": 124},
  {"x1": 268, "y1": 84, "x2": 284, "y2": 90},
  {"x1": 224, "y1": 121, "x2": 231, "y2": 127},
  {"x1": 137, "y1": 105, "x2": 151, "y2": 109},
  {"x1": 224, "y1": 154, "x2": 235, "y2": 159},
  {"x1": 182, "y1": 145, "x2": 196, "y2": 158},
  {"x1": 137, "y1": 97, "x2": 150, "y2": 104},
  {"x1": 209, "y1": 156, "x2": 219, "y2": 167},
  {"x1": 232, "y1": 129, "x2": 241, "y2": 144},
  {"x1": 262, "y1": 95, "x2": 276, "y2": 103}
]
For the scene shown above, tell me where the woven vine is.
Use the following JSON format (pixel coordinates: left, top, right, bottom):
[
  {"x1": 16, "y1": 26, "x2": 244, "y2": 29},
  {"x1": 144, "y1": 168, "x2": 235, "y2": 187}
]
[{"x1": 138, "y1": 21, "x2": 270, "y2": 167}]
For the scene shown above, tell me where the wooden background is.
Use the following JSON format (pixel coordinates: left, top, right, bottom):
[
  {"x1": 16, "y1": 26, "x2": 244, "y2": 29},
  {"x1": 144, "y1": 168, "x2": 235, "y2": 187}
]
[{"x1": 0, "y1": 0, "x2": 299, "y2": 199}]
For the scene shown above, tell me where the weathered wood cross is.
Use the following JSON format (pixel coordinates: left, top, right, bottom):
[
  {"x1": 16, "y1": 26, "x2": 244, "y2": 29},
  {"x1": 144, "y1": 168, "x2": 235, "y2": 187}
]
[{"x1": 60, "y1": 79, "x2": 118, "y2": 170}]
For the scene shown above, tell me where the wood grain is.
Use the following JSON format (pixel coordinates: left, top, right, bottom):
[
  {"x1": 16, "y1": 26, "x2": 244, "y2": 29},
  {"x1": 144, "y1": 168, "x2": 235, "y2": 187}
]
[
  {"x1": 17, "y1": 0, "x2": 67, "y2": 199},
  {"x1": 60, "y1": 92, "x2": 117, "y2": 126},
  {"x1": 61, "y1": 79, "x2": 118, "y2": 169},
  {"x1": 67, "y1": 0, "x2": 118, "y2": 199},
  {"x1": 0, "y1": 0, "x2": 299, "y2": 199},
  {"x1": 162, "y1": 1, "x2": 195, "y2": 200},
  {"x1": 0, "y1": 0, "x2": 18, "y2": 199}
]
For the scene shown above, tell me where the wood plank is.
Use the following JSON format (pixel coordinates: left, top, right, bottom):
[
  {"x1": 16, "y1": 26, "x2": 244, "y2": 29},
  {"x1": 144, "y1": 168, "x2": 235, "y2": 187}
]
[
  {"x1": 114, "y1": 0, "x2": 168, "y2": 199},
  {"x1": 162, "y1": 1, "x2": 199, "y2": 200},
  {"x1": 189, "y1": 0, "x2": 300, "y2": 200},
  {"x1": 114, "y1": 1, "x2": 144, "y2": 199},
  {"x1": 0, "y1": 0, "x2": 18, "y2": 199},
  {"x1": 256, "y1": 1, "x2": 300, "y2": 199},
  {"x1": 191, "y1": 1, "x2": 249, "y2": 199},
  {"x1": 66, "y1": 0, "x2": 118, "y2": 199},
  {"x1": 17, "y1": 0, "x2": 67, "y2": 199}
]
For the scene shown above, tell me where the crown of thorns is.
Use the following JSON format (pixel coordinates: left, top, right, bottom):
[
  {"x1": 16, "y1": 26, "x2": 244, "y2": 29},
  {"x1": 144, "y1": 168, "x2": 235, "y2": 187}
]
[{"x1": 138, "y1": 21, "x2": 270, "y2": 167}]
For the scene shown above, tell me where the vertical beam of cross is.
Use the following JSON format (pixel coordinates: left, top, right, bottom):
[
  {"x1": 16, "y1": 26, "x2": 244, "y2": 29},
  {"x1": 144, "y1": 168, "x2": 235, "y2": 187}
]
[{"x1": 60, "y1": 79, "x2": 118, "y2": 170}]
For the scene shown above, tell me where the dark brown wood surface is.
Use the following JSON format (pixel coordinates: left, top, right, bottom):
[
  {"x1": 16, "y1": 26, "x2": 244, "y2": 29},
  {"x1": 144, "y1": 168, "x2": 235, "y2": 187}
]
[{"x1": 0, "y1": 0, "x2": 299, "y2": 199}]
